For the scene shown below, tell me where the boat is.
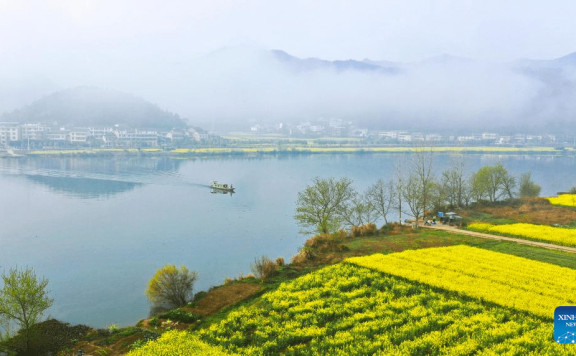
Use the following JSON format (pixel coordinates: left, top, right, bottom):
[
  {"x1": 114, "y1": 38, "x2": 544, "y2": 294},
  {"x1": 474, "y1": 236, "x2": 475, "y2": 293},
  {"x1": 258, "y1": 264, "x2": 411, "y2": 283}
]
[{"x1": 210, "y1": 180, "x2": 235, "y2": 192}]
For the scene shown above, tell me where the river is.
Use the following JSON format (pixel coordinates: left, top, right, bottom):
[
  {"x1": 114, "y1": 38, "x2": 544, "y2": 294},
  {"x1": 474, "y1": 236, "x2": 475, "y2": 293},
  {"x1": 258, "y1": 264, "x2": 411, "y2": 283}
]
[{"x1": 1, "y1": 153, "x2": 575, "y2": 327}]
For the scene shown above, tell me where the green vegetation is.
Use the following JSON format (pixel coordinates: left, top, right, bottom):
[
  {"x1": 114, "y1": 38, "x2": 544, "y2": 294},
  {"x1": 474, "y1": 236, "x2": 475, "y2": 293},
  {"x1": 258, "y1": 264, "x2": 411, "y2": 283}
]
[
  {"x1": 145, "y1": 264, "x2": 198, "y2": 309},
  {"x1": 294, "y1": 177, "x2": 356, "y2": 234},
  {"x1": 519, "y1": 172, "x2": 542, "y2": 197},
  {"x1": 0, "y1": 267, "x2": 54, "y2": 354}
]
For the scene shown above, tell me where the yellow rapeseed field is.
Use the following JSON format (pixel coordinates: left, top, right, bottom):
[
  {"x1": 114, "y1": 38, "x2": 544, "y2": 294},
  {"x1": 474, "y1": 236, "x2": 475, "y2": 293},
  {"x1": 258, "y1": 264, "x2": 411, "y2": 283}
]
[
  {"x1": 193, "y1": 261, "x2": 575, "y2": 355},
  {"x1": 468, "y1": 222, "x2": 576, "y2": 247},
  {"x1": 126, "y1": 330, "x2": 235, "y2": 356},
  {"x1": 547, "y1": 194, "x2": 576, "y2": 207},
  {"x1": 347, "y1": 245, "x2": 576, "y2": 318}
]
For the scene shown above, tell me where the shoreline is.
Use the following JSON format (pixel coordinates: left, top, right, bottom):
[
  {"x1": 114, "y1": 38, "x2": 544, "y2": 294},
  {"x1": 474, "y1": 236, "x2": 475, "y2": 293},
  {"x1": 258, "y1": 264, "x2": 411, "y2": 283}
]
[{"x1": 2, "y1": 145, "x2": 573, "y2": 158}]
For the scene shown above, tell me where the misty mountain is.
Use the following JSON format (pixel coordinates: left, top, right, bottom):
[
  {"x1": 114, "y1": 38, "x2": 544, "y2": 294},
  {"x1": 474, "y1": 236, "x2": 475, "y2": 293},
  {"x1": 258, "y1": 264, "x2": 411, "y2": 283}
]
[
  {"x1": 0, "y1": 75, "x2": 60, "y2": 115},
  {"x1": 271, "y1": 50, "x2": 399, "y2": 74},
  {"x1": 3, "y1": 47, "x2": 576, "y2": 134},
  {"x1": 1, "y1": 86, "x2": 187, "y2": 129}
]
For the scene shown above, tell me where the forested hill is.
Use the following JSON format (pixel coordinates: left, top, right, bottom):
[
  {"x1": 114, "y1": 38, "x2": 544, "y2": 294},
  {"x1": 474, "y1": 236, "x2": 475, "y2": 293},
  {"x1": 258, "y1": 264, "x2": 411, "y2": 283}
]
[{"x1": 0, "y1": 86, "x2": 187, "y2": 129}]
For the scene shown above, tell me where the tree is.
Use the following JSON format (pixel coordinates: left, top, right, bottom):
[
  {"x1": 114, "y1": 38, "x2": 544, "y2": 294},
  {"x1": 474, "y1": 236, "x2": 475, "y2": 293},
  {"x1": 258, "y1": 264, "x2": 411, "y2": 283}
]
[
  {"x1": 408, "y1": 147, "x2": 435, "y2": 221},
  {"x1": 0, "y1": 267, "x2": 53, "y2": 352},
  {"x1": 470, "y1": 164, "x2": 513, "y2": 202},
  {"x1": 518, "y1": 172, "x2": 541, "y2": 198},
  {"x1": 294, "y1": 177, "x2": 356, "y2": 234},
  {"x1": 366, "y1": 179, "x2": 395, "y2": 224},
  {"x1": 393, "y1": 158, "x2": 406, "y2": 224},
  {"x1": 402, "y1": 175, "x2": 425, "y2": 221},
  {"x1": 441, "y1": 157, "x2": 467, "y2": 208},
  {"x1": 501, "y1": 171, "x2": 516, "y2": 200},
  {"x1": 145, "y1": 264, "x2": 198, "y2": 309},
  {"x1": 429, "y1": 181, "x2": 447, "y2": 213},
  {"x1": 341, "y1": 191, "x2": 378, "y2": 227}
]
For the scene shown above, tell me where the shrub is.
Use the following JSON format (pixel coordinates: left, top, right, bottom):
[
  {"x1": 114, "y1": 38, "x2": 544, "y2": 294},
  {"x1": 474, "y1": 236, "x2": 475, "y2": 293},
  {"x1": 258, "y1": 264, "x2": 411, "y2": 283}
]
[
  {"x1": 350, "y1": 225, "x2": 361, "y2": 237},
  {"x1": 360, "y1": 223, "x2": 377, "y2": 236},
  {"x1": 336, "y1": 229, "x2": 349, "y2": 239},
  {"x1": 158, "y1": 309, "x2": 201, "y2": 323},
  {"x1": 290, "y1": 247, "x2": 316, "y2": 265},
  {"x1": 145, "y1": 264, "x2": 198, "y2": 308},
  {"x1": 192, "y1": 291, "x2": 207, "y2": 303},
  {"x1": 250, "y1": 256, "x2": 278, "y2": 282},
  {"x1": 275, "y1": 257, "x2": 285, "y2": 267}
]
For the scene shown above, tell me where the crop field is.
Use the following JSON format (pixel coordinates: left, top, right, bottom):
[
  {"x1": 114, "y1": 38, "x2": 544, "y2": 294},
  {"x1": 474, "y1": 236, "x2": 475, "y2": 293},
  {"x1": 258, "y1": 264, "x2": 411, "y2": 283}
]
[
  {"x1": 190, "y1": 250, "x2": 576, "y2": 355},
  {"x1": 468, "y1": 222, "x2": 576, "y2": 247},
  {"x1": 348, "y1": 245, "x2": 576, "y2": 319},
  {"x1": 547, "y1": 194, "x2": 576, "y2": 207},
  {"x1": 126, "y1": 330, "x2": 234, "y2": 356}
]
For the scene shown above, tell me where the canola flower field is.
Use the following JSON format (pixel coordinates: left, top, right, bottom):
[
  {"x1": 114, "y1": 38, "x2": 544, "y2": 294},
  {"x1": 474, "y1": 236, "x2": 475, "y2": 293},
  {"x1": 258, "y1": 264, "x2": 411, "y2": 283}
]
[
  {"x1": 190, "y1": 256, "x2": 576, "y2": 355},
  {"x1": 547, "y1": 194, "x2": 576, "y2": 207},
  {"x1": 468, "y1": 222, "x2": 576, "y2": 247},
  {"x1": 347, "y1": 246, "x2": 576, "y2": 319},
  {"x1": 126, "y1": 330, "x2": 234, "y2": 356}
]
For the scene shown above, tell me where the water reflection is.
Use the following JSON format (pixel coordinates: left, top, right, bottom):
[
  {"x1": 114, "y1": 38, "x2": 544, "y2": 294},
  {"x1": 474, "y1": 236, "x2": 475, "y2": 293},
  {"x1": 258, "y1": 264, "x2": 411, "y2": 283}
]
[
  {"x1": 26, "y1": 175, "x2": 141, "y2": 199},
  {"x1": 0, "y1": 157, "x2": 184, "y2": 199},
  {"x1": 210, "y1": 188, "x2": 235, "y2": 196}
]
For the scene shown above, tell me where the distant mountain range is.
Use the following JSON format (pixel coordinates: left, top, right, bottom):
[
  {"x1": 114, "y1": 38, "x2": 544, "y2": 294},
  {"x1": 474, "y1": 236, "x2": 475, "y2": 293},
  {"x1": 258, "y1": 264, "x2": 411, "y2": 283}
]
[
  {"x1": 2, "y1": 48, "x2": 576, "y2": 133},
  {"x1": 0, "y1": 86, "x2": 187, "y2": 129}
]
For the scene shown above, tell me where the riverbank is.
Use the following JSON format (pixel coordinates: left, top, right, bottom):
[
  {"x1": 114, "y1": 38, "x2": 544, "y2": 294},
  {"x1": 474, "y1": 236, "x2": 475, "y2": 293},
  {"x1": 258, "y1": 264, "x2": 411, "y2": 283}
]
[{"x1": 3, "y1": 145, "x2": 573, "y2": 158}]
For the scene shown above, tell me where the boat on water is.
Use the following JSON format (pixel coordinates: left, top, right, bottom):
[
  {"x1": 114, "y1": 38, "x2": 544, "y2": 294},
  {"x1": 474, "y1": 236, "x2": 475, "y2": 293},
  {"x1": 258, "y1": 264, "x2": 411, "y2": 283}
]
[{"x1": 210, "y1": 180, "x2": 235, "y2": 192}]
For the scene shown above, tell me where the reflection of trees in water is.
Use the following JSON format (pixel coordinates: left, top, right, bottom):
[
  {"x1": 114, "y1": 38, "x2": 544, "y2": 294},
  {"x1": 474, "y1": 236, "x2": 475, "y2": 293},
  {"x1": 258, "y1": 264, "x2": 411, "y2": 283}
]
[{"x1": 26, "y1": 175, "x2": 140, "y2": 199}]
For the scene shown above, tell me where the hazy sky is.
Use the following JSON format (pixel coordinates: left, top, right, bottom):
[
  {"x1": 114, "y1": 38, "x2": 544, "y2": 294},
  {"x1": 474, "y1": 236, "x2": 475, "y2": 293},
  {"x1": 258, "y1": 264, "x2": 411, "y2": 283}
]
[
  {"x1": 2, "y1": 0, "x2": 576, "y2": 132},
  {"x1": 2, "y1": 0, "x2": 576, "y2": 71}
]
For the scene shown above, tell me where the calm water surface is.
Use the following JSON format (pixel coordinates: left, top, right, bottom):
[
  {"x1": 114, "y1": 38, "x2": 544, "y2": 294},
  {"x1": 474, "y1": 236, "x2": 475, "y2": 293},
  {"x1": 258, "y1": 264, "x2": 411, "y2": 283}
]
[{"x1": 1, "y1": 153, "x2": 575, "y2": 327}]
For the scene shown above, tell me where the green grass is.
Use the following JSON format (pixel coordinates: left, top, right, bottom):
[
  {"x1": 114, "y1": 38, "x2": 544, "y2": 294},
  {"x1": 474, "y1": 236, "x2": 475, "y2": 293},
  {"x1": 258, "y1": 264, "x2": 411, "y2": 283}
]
[{"x1": 462, "y1": 211, "x2": 517, "y2": 225}]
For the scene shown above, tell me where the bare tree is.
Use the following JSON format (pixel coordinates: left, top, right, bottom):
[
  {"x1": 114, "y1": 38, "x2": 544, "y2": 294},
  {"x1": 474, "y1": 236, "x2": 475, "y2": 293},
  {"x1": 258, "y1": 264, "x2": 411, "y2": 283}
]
[
  {"x1": 393, "y1": 158, "x2": 406, "y2": 224},
  {"x1": 341, "y1": 192, "x2": 378, "y2": 227},
  {"x1": 366, "y1": 179, "x2": 395, "y2": 225},
  {"x1": 408, "y1": 147, "x2": 435, "y2": 222},
  {"x1": 441, "y1": 156, "x2": 467, "y2": 208},
  {"x1": 403, "y1": 175, "x2": 425, "y2": 220}
]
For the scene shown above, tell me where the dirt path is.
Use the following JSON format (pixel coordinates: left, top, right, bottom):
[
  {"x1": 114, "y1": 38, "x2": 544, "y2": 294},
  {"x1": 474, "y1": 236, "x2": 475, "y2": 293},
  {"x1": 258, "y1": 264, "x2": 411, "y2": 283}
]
[{"x1": 419, "y1": 223, "x2": 576, "y2": 254}]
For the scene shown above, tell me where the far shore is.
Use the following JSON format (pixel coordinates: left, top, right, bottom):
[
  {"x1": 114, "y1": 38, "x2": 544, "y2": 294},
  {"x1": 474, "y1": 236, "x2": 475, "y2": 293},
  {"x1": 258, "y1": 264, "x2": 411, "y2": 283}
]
[{"x1": 1, "y1": 145, "x2": 573, "y2": 158}]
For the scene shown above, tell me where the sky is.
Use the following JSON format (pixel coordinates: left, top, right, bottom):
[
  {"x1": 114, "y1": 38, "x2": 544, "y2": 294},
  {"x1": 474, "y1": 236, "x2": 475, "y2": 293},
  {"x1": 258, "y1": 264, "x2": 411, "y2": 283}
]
[
  {"x1": 2, "y1": 0, "x2": 576, "y2": 70},
  {"x1": 2, "y1": 0, "x2": 576, "y2": 132}
]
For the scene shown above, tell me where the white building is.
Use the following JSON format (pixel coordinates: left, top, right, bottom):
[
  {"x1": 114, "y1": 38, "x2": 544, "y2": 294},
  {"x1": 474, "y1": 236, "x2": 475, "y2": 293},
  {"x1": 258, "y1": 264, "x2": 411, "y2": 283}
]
[
  {"x1": 425, "y1": 134, "x2": 443, "y2": 142},
  {"x1": 482, "y1": 133, "x2": 498, "y2": 140},
  {"x1": 114, "y1": 130, "x2": 158, "y2": 146},
  {"x1": 398, "y1": 133, "x2": 412, "y2": 142},
  {"x1": 21, "y1": 123, "x2": 48, "y2": 141},
  {"x1": 69, "y1": 130, "x2": 88, "y2": 143},
  {"x1": 0, "y1": 122, "x2": 20, "y2": 145}
]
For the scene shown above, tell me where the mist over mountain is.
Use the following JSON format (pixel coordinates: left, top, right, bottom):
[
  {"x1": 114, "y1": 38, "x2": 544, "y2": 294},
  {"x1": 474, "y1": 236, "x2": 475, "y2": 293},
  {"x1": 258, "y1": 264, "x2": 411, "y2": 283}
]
[
  {"x1": 0, "y1": 74, "x2": 60, "y2": 115},
  {"x1": 3, "y1": 47, "x2": 576, "y2": 134},
  {"x1": 1, "y1": 86, "x2": 187, "y2": 129}
]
